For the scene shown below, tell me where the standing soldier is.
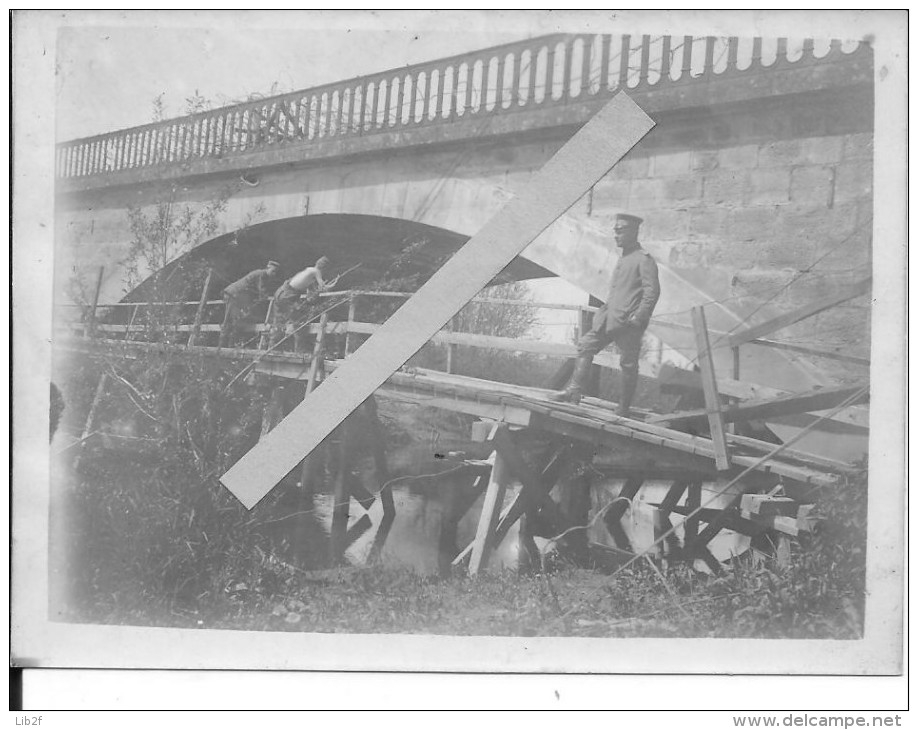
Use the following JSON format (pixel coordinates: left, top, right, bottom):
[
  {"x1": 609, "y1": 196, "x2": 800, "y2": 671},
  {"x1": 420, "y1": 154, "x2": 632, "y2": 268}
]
[
  {"x1": 219, "y1": 260, "x2": 281, "y2": 348},
  {"x1": 270, "y1": 256, "x2": 332, "y2": 350},
  {"x1": 550, "y1": 213, "x2": 660, "y2": 416}
]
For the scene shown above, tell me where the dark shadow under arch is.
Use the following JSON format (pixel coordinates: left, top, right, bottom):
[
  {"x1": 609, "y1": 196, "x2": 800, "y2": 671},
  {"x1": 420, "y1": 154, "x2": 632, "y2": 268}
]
[{"x1": 122, "y1": 213, "x2": 554, "y2": 303}]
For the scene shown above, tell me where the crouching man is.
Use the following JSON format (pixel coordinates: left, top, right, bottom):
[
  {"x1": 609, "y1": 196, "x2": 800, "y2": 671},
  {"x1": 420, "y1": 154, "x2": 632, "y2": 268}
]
[
  {"x1": 550, "y1": 213, "x2": 660, "y2": 416},
  {"x1": 219, "y1": 260, "x2": 281, "y2": 348},
  {"x1": 270, "y1": 255, "x2": 332, "y2": 350}
]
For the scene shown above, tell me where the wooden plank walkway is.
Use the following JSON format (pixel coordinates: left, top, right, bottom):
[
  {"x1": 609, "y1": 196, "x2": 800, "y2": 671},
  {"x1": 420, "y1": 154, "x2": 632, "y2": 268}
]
[{"x1": 59, "y1": 335, "x2": 857, "y2": 492}]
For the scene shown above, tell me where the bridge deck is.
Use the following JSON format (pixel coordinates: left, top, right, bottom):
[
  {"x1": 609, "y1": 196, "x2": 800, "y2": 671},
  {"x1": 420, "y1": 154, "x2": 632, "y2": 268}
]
[{"x1": 59, "y1": 334, "x2": 855, "y2": 491}]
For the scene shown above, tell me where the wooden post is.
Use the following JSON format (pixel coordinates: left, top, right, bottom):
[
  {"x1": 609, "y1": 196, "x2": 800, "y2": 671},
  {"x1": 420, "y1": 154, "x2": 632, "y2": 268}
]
[
  {"x1": 344, "y1": 295, "x2": 357, "y2": 357},
  {"x1": 602, "y1": 477, "x2": 644, "y2": 553},
  {"x1": 187, "y1": 268, "x2": 213, "y2": 348},
  {"x1": 655, "y1": 480, "x2": 689, "y2": 564},
  {"x1": 85, "y1": 266, "x2": 104, "y2": 339},
  {"x1": 73, "y1": 374, "x2": 107, "y2": 470},
  {"x1": 299, "y1": 333, "x2": 326, "y2": 499},
  {"x1": 306, "y1": 313, "x2": 328, "y2": 393},
  {"x1": 363, "y1": 395, "x2": 394, "y2": 516},
  {"x1": 256, "y1": 298, "x2": 275, "y2": 351},
  {"x1": 329, "y1": 416, "x2": 353, "y2": 564},
  {"x1": 469, "y1": 429, "x2": 511, "y2": 575},
  {"x1": 691, "y1": 306, "x2": 731, "y2": 470},
  {"x1": 683, "y1": 481, "x2": 702, "y2": 548}
]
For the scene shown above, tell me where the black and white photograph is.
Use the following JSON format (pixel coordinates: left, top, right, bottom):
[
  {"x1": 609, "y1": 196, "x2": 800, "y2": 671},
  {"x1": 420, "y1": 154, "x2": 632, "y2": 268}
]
[{"x1": 10, "y1": 9, "x2": 907, "y2": 703}]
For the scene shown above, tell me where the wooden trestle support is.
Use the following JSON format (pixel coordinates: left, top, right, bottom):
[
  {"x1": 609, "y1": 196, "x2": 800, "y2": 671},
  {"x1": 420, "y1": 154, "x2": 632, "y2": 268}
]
[{"x1": 59, "y1": 275, "x2": 868, "y2": 576}]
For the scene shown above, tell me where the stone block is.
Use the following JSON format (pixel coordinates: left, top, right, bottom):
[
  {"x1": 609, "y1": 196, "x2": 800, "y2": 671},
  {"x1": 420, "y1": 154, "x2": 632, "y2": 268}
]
[
  {"x1": 590, "y1": 179, "x2": 631, "y2": 213},
  {"x1": 779, "y1": 203, "x2": 859, "y2": 246},
  {"x1": 668, "y1": 241, "x2": 705, "y2": 267},
  {"x1": 691, "y1": 150, "x2": 719, "y2": 172},
  {"x1": 833, "y1": 160, "x2": 873, "y2": 205},
  {"x1": 728, "y1": 207, "x2": 780, "y2": 243},
  {"x1": 790, "y1": 166, "x2": 834, "y2": 207},
  {"x1": 663, "y1": 177, "x2": 702, "y2": 207},
  {"x1": 717, "y1": 144, "x2": 759, "y2": 170},
  {"x1": 628, "y1": 179, "x2": 664, "y2": 209},
  {"x1": 799, "y1": 136, "x2": 845, "y2": 165},
  {"x1": 754, "y1": 237, "x2": 812, "y2": 269},
  {"x1": 689, "y1": 208, "x2": 731, "y2": 239},
  {"x1": 605, "y1": 153, "x2": 651, "y2": 180},
  {"x1": 758, "y1": 140, "x2": 802, "y2": 168},
  {"x1": 843, "y1": 133, "x2": 874, "y2": 160},
  {"x1": 644, "y1": 209, "x2": 690, "y2": 242},
  {"x1": 746, "y1": 168, "x2": 790, "y2": 206},
  {"x1": 703, "y1": 170, "x2": 746, "y2": 206},
  {"x1": 651, "y1": 150, "x2": 693, "y2": 176}
]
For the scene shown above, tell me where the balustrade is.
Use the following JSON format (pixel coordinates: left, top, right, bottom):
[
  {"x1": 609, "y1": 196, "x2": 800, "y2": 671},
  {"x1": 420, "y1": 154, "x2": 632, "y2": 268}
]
[{"x1": 56, "y1": 33, "x2": 866, "y2": 179}]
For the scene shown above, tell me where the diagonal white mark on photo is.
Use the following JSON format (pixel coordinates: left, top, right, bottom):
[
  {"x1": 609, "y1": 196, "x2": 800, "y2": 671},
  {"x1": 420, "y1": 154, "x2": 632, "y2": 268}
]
[{"x1": 221, "y1": 92, "x2": 655, "y2": 509}]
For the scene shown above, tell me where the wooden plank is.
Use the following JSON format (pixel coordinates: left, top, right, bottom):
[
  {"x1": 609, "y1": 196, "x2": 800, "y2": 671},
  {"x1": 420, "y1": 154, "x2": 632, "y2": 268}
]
[
  {"x1": 692, "y1": 306, "x2": 730, "y2": 471},
  {"x1": 747, "y1": 338, "x2": 870, "y2": 366},
  {"x1": 649, "y1": 382, "x2": 869, "y2": 428},
  {"x1": 655, "y1": 363, "x2": 869, "y2": 432},
  {"x1": 469, "y1": 438, "x2": 512, "y2": 576},
  {"x1": 726, "y1": 278, "x2": 871, "y2": 349},
  {"x1": 187, "y1": 268, "x2": 213, "y2": 348},
  {"x1": 725, "y1": 433, "x2": 858, "y2": 473},
  {"x1": 221, "y1": 93, "x2": 655, "y2": 509}
]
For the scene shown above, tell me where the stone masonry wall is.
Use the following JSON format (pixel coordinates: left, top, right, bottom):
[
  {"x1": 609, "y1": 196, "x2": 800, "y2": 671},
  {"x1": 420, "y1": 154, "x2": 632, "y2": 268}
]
[{"x1": 590, "y1": 128, "x2": 873, "y2": 380}]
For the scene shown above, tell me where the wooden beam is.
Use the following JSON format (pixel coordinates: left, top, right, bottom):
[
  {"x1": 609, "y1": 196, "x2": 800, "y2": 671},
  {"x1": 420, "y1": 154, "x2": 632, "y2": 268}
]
[
  {"x1": 469, "y1": 437, "x2": 512, "y2": 575},
  {"x1": 649, "y1": 382, "x2": 869, "y2": 428},
  {"x1": 692, "y1": 306, "x2": 731, "y2": 470},
  {"x1": 344, "y1": 296, "x2": 357, "y2": 356},
  {"x1": 493, "y1": 427, "x2": 568, "y2": 534},
  {"x1": 656, "y1": 363, "x2": 869, "y2": 432},
  {"x1": 363, "y1": 395, "x2": 395, "y2": 517},
  {"x1": 683, "y1": 482, "x2": 702, "y2": 546},
  {"x1": 726, "y1": 278, "x2": 871, "y2": 349},
  {"x1": 746, "y1": 338, "x2": 870, "y2": 366},
  {"x1": 344, "y1": 514, "x2": 372, "y2": 548},
  {"x1": 187, "y1": 268, "x2": 213, "y2": 348},
  {"x1": 220, "y1": 93, "x2": 654, "y2": 510},
  {"x1": 329, "y1": 417, "x2": 354, "y2": 564}
]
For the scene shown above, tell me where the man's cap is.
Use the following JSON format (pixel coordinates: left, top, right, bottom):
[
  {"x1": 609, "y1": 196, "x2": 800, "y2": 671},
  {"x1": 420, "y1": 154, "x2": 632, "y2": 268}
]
[
  {"x1": 266, "y1": 260, "x2": 280, "y2": 268},
  {"x1": 614, "y1": 213, "x2": 643, "y2": 227},
  {"x1": 316, "y1": 256, "x2": 330, "y2": 267}
]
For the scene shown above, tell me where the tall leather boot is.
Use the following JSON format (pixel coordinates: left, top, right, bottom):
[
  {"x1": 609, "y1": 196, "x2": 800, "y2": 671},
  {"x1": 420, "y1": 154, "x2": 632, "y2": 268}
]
[
  {"x1": 617, "y1": 367, "x2": 639, "y2": 417},
  {"x1": 548, "y1": 355, "x2": 593, "y2": 404}
]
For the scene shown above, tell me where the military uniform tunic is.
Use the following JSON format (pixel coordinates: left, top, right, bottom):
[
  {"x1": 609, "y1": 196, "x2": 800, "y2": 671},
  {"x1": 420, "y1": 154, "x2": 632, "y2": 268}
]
[{"x1": 577, "y1": 245, "x2": 661, "y2": 374}]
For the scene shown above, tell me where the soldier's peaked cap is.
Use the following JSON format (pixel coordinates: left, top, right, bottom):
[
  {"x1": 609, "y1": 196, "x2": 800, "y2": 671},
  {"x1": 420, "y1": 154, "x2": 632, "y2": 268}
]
[
  {"x1": 316, "y1": 256, "x2": 330, "y2": 266},
  {"x1": 267, "y1": 260, "x2": 280, "y2": 268},
  {"x1": 614, "y1": 213, "x2": 643, "y2": 227}
]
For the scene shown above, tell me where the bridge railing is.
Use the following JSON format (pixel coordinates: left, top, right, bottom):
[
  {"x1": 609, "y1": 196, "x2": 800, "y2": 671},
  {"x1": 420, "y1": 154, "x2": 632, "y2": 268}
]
[{"x1": 56, "y1": 33, "x2": 865, "y2": 180}]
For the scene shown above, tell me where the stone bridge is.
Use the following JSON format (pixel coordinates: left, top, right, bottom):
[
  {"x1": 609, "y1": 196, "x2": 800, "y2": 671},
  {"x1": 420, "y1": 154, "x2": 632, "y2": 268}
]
[{"x1": 55, "y1": 32, "x2": 874, "y2": 405}]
